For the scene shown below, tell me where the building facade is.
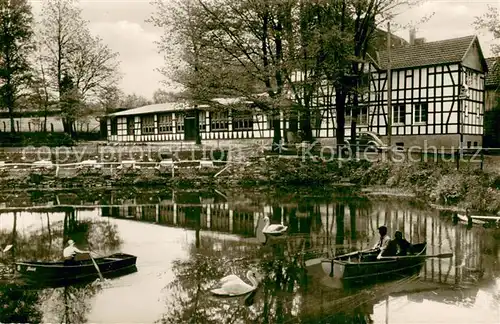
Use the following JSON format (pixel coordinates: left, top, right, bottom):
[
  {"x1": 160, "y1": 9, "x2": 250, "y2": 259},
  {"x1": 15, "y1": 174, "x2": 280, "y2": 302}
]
[
  {"x1": 368, "y1": 34, "x2": 487, "y2": 148},
  {"x1": 107, "y1": 100, "x2": 286, "y2": 145},
  {"x1": 107, "y1": 33, "x2": 488, "y2": 149}
]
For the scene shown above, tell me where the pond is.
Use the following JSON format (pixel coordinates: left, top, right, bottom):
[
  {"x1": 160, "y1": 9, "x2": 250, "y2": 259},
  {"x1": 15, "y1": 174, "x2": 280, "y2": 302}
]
[{"x1": 0, "y1": 189, "x2": 499, "y2": 323}]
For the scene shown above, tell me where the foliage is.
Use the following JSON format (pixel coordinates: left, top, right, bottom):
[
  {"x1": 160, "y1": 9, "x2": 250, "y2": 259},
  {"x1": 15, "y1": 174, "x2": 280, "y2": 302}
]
[
  {"x1": 0, "y1": 286, "x2": 43, "y2": 323},
  {"x1": 483, "y1": 106, "x2": 500, "y2": 148},
  {"x1": 0, "y1": 0, "x2": 35, "y2": 133},
  {"x1": 474, "y1": 5, "x2": 500, "y2": 55},
  {"x1": 119, "y1": 93, "x2": 152, "y2": 109},
  {"x1": 153, "y1": 88, "x2": 178, "y2": 104},
  {"x1": 150, "y1": 0, "x2": 428, "y2": 149},
  {"x1": 0, "y1": 131, "x2": 74, "y2": 147}
]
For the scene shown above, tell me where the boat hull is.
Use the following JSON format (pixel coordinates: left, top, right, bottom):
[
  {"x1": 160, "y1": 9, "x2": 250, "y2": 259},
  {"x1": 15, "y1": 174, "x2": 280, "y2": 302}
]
[
  {"x1": 321, "y1": 243, "x2": 427, "y2": 282},
  {"x1": 14, "y1": 253, "x2": 137, "y2": 287}
]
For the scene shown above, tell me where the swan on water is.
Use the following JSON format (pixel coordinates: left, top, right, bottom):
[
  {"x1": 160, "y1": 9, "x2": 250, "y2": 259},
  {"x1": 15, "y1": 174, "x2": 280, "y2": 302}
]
[
  {"x1": 210, "y1": 270, "x2": 259, "y2": 296},
  {"x1": 262, "y1": 216, "x2": 288, "y2": 236}
]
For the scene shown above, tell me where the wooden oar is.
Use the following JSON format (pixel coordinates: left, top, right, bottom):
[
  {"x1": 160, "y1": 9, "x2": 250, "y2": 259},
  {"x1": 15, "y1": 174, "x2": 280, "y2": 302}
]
[
  {"x1": 339, "y1": 248, "x2": 377, "y2": 258},
  {"x1": 88, "y1": 250, "x2": 104, "y2": 281},
  {"x1": 379, "y1": 253, "x2": 453, "y2": 260}
]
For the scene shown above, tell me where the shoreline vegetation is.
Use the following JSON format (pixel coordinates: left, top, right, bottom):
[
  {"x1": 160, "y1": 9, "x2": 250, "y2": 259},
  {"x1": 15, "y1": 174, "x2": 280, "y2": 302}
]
[{"x1": 1, "y1": 151, "x2": 500, "y2": 216}]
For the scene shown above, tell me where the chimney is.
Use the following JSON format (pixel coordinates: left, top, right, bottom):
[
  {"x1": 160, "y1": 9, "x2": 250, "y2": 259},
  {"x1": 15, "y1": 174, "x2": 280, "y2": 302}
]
[
  {"x1": 414, "y1": 38, "x2": 426, "y2": 45},
  {"x1": 409, "y1": 28, "x2": 416, "y2": 46}
]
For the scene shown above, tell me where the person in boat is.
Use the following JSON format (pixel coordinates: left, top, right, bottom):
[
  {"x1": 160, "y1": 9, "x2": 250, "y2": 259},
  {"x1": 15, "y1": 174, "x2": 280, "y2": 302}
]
[
  {"x1": 373, "y1": 225, "x2": 391, "y2": 252},
  {"x1": 381, "y1": 231, "x2": 412, "y2": 257},
  {"x1": 63, "y1": 240, "x2": 90, "y2": 265}
]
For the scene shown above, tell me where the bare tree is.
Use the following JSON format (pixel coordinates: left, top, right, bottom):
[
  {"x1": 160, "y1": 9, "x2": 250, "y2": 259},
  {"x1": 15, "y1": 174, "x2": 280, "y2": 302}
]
[
  {"x1": 27, "y1": 36, "x2": 54, "y2": 132},
  {"x1": 38, "y1": 0, "x2": 121, "y2": 135}
]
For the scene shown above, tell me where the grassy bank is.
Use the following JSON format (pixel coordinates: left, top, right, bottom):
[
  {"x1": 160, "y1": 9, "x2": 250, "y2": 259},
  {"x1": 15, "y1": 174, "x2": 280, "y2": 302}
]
[
  {"x1": 222, "y1": 157, "x2": 500, "y2": 215},
  {"x1": 1, "y1": 156, "x2": 500, "y2": 215}
]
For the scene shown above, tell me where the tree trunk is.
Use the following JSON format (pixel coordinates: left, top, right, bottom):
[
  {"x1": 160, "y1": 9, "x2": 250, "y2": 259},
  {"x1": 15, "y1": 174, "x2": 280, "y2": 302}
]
[
  {"x1": 8, "y1": 107, "x2": 15, "y2": 133},
  {"x1": 300, "y1": 108, "x2": 313, "y2": 143},
  {"x1": 335, "y1": 87, "x2": 347, "y2": 155},
  {"x1": 351, "y1": 90, "x2": 359, "y2": 157},
  {"x1": 43, "y1": 109, "x2": 48, "y2": 132},
  {"x1": 11, "y1": 211, "x2": 17, "y2": 259},
  {"x1": 272, "y1": 115, "x2": 282, "y2": 152},
  {"x1": 194, "y1": 108, "x2": 201, "y2": 145}
]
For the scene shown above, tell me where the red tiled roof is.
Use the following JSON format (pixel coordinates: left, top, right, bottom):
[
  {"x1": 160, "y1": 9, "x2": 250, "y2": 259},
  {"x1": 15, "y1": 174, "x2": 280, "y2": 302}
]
[{"x1": 376, "y1": 35, "x2": 479, "y2": 70}]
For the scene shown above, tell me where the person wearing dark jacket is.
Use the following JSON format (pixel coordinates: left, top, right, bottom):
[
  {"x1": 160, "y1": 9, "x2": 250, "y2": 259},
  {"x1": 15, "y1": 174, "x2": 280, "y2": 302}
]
[{"x1": 381, "y1": 231, "x2": 412, "y2": 257}]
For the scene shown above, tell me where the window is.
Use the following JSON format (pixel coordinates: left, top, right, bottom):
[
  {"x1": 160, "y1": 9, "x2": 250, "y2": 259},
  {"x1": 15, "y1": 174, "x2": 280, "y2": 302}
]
[
  {"x1": 414, "y1": 103, "x2": 428, "y2": 123},
  {"x1": 344, "y1": 104, "x2": 353, "y2": 123},
  {"x1": 199, "y1": 112, "x2": 206, "y2": 131},
  {"x1": 110, "y1": 118, "x2": 117, "y2": 135},
  {"x1": 267, "y1": 114, "x2": 276, "y2": 129},
  {"x1": 311, "y1": 109, "x2": 322, "y2": 129},
  {"x1": 158, "y1": 113, "x2": 173, "y2": 133},
  {"x1": 232, "y1": 111, "x2": 253, "y2": 130},
  {"x1": 359, "y1": 106, "x2": 368, "y2": 125},
  {"x1": 392, "y1": 104, "x2": 405, "y2": 124},
  {"x1": 176, "y1": 114, "x2": 184, "y2": 132},
  {"x1": 141, "y1": 115, "x2": 155, "y2": 135},
  {"x1": 210, "y1": 111, "x2": 229, "y2": 130},
  {"x1": 127, "y1": 117, "x2": 135, "y2": 135}
]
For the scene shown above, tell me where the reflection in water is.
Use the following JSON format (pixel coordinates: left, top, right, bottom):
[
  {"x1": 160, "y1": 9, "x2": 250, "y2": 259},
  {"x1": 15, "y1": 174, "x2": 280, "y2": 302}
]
[
  {"x1": 40, "y1": 283, "x2": 103, "y2": 324},
  {"x1": 0, "y1": 189, "x2": 499, "y2": 323}
]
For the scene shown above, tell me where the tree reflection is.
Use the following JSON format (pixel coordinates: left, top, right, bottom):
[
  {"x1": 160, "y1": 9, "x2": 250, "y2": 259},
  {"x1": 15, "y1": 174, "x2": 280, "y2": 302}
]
[
  {"x1": 159, "y1": 231, "x2": 320, "y2": 324},
  {"x1": 40, "y1": 282, "x2": 104, "y2": 324},
  {"x1": 159, "y1": 236, "x2": 261, "y2": 323}
]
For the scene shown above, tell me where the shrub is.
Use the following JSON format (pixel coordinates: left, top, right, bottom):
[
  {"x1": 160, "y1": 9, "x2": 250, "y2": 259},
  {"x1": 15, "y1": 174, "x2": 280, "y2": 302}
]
[
  {"x1": 429, "y1": 173, "x2": 467, "y2": 204},
  {"x1": 0, "y1": 132, "x2": 74, "y2": 147}
]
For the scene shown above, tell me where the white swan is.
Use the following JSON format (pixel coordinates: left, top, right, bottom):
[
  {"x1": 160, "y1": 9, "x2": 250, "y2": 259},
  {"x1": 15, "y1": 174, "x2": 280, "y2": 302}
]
[
  {"x1": 210, "y1": 270, "x2": 259, "y2": 296},
  {"x1": 262, "y1": 216, "x2": 288, "y2": 236}
]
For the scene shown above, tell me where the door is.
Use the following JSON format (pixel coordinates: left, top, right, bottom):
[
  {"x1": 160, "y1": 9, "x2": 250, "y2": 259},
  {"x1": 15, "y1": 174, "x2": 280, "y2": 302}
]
[{"x1": 184, "y1": 117, "x2": 196, "y2": 141}]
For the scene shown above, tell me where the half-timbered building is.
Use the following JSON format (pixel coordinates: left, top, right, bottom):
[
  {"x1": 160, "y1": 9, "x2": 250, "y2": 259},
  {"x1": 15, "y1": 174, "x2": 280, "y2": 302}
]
[
  {"x1": 107, "y1": 33, "x2": 489, "y2": 149},
  {"x1": 369, "y1": 34, "x2": 488, "y2": 149}
]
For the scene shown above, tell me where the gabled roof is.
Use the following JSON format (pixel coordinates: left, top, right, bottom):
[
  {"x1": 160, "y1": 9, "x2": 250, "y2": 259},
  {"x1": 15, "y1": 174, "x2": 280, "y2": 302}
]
[
  {"x1": 109, "y1": 102, "x2": 192, "y2": 117},
  {"x1": 375, "y1": 35, "x2": 488, "y2": 71},
  {"x1": 108, "y1": 96, "x2": 266, "y2": 117},
  {"x1": 486, "y1": 57, "x2": 500, "y2": 88}
]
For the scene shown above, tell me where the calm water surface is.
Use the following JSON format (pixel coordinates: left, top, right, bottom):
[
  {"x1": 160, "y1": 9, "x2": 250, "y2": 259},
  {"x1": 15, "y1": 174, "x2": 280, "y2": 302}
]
[{"x1": 0, "y1": 189, "x2": 499, "y2": 323}]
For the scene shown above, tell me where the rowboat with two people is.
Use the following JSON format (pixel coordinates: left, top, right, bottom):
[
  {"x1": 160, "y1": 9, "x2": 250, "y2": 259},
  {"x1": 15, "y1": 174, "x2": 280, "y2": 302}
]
[{"x1": 321, "y1": 226, "x2": 453, "y2": 284}]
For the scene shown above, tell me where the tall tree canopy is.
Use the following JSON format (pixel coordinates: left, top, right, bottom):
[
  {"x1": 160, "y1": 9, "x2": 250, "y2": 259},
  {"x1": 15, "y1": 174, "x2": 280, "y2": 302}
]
[
  {"x1": 151, "y1": 0, "x2": 426, "y2": 149},
  {"x1": 0, "y1": 0, "x2": 34, "y2": 132}
]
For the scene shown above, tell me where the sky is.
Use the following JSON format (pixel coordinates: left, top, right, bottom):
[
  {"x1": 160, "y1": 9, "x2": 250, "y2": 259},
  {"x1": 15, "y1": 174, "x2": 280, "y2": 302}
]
[{"x1": 29, "y1": 0, "x2": 500, "y2": 100}]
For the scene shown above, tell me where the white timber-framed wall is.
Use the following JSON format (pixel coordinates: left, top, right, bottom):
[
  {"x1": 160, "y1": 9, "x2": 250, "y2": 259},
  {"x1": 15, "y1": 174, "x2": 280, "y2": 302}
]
[{"x1": 107, "y1": 101, "x2": 286, "y2": 144}]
